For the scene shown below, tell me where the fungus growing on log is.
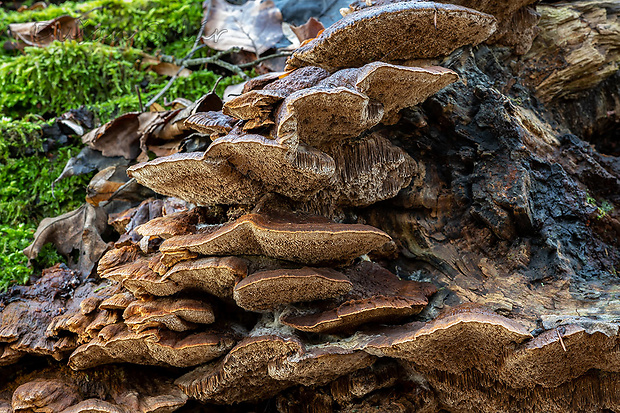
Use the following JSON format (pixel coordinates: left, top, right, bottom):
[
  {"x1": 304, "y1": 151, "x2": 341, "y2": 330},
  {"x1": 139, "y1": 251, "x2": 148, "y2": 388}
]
[
  {"x1": 275, "y1": 86, "x2": 384, "y2": 148},
  {"x1": 280, "y1": 261, "x2": 437, "y2": 333},
  {"x1": 285, "y1": 2, "x2": 497, "y2": 71},
  {"x1": 205, "y1": 133, "x2": 336, "y2": 200},
  {"x1": 1, "y1": 1, "x2": 618, "y2": 411},
  {"x1": 362, "y1": 305, "x2": 532, "y2": 376},
  {"x1": 159, "y1": 211, "x2": 392, "y2": 265},
  {"x1": 68, "y1": 323, "x2": 237, "y2": 369},
  {"x1": 327, "y1": 62, "x2": 459, "y2": 124},
  {"x1": 184, "y1": 111, "x2": 238, "y2": 140},
  {"x1": 127, "y1": 152, "x2": 264, "y2": 206},
  {"x1": 222, "y1": 66, "x2": 330, "y2": 130},
  {"x1": 233, "y1": 267, "x2": 353, "y2": 311},
  {"x1": 122, "y1": 297, "x2": 215, "y2": 332}
]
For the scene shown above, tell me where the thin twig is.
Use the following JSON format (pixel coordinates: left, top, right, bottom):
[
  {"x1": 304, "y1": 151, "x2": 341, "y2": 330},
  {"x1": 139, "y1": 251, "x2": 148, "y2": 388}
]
[
  {"x1": 99, "y1": 178, "x2": 137, "y2": 207},
  {"x1": 556, "y1": 328, "x2": 567, "y2": 352},
  {"x1": 180, "y1": 47, "x2": 241, "y2": 66},
  {"x1": 210, "y1": 76, "x2": 224, "y2": 94},
  {"x1": 135, "y1": 85, "x2": 144, "y2": 112},
  {"x1": 145, "y1": 2, "x2": 252, "y2": 106},
  {"x1": 210, "y1": 58, "x2": 248, "y2": 79},
  {"x1": 237, "y1": 51, "x2": 292, "y2": 68},
  {"x1": 145, "y1": 66, "x2": 185, "y2": 108},
  {"x1": 193, "y1": 0, "x2": 212, "y2": 50}
]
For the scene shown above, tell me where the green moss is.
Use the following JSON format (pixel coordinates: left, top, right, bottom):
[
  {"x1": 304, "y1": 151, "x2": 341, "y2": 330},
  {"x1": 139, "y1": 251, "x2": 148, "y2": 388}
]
[
  {"x1": 165, "y1": 71, "x2": 248, "y2": 102},
  {"x1": 0, "y1": 144, "x2": 86, "y2": 290},
  {"x1": 0, "y1": 145, "x2": 92, "y2": 226},
  {"x1": 0, "y1": 223, "x2": 34, "y2": 290},
  {"x1": 0, "y1": 116, "x2": 45, "y2": 159},
  {"x1": 586, "y1": 192, "x2": 614, "y2": 220},
  {"x1": 0, "y1": 0, "x2": 203, "y2": 52},
  {"x1": 0, "y1": 224, "x2": 67, "y2": 291},
  {"x1": 0, "y1": 41, "x2": 147, "y2": 117}
]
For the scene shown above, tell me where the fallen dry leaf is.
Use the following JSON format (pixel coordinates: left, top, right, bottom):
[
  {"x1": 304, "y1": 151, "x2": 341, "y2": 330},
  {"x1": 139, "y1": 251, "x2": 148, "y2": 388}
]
[
  {"x1": 113, "y1": 198, "x2": 165, "y2": 246},
  {"x1": 82, "y1": 93, "x2": 224, "y2": 163},
  {"x1": 17, "y1": 1, "x2": 47, "y2": 12},
  {"x1": 81, "y1": 112, "x2": 162, "y2": 160},
  {"x1": 7, "y1": 15, "x2": 82, "y2": 49},
  {"x1": 54, "y1": 147, "x2": 129, "y2": 186},
  {"x1": 141, "y1": 54, "x2": 192, "y2": 78},
  {"x1": 142, "y1": 91, "x2": 224, "y2": 153},
  {"x1": 24, "y1": 204, "x2": 109, "y2": 277},
  {"x1": 202, "y1": 0, "x2": 283, "y2": 55},
  {"x1": 291, "y1": 17, "x2": 324, "y2": 43},
  {"x1": 86, "y1": 166, "x2": 132, "y2": 207}
]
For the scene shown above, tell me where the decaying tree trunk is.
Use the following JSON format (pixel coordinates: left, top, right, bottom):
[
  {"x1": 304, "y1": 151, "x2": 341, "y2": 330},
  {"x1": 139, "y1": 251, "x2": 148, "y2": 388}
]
[{"x1": 1, "y1": 1, "x2": 619, "y2": 412}]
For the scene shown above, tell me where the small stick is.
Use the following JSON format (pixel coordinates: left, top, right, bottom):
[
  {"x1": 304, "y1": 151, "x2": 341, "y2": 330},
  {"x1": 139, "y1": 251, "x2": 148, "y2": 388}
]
[
  {"x1": 135, "y1": 85, "x2": 144, "y2": 112},
  {"x1": 237, "y1": 51, "x2": 292, "y2": 68},
  {"x1": 556, "y1": 328, "x2": 567, "y2": 352},
  {"x1": 145, "y1": 66, "x2": 185, "y2": 108}
]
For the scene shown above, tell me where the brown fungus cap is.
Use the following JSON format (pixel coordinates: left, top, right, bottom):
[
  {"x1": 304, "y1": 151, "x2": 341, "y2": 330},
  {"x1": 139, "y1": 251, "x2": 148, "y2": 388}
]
[
  {"x1": 127, "y1": 152, "x2": 265, "y2": 206},
  {"x1": 222, "y1": 89, "x2": 285, "y2": 130},
  {"x1": 176, "y1": 334, "x2": 302, "y2": 404},
  {"x1": 275, "y1": 86, "x2": 384, "y2": 149},
  {"x1": 97, "y1": 245, "x2": 141, "y2": 275},
  {"x1": 99, "y1": 256, "x2": 173, "y2": 297},
  {"x1": 134, "y1": 207, "x2": 212, "y2": 240},
  {"x1": 154, "y1": 250, "x2": 200, "y2": 275},
  {"x1": 345, "y1": 0, "x2": 536, "y2": 27},
  {"x1": 59, "y1": 399, "x2": 125, "y2": 413},
  {"x1": 177, "y1": 319, "x2": 379, "y2": 404},
  {"x1": 122, "y1": 298, "x2": 215, "y2": 333},
  {"x1": 160, "y1": 211, "x2": 392, "y2": 265},
  {"x1": 205, "y1": 133, "x2": 335, "y2": 200},
  {"x1": 223, "y1": 66, "x2": 330, "y2": 131},
  {"x1": 102, "y1": 253, "x2": 244, "y2": 298},
  {"x1": 318, "y1": 132, "x2": 417, "y2": 207},
  {"x1": 267, "y1": 344, "x2": 376, "y2": 387},
  {"x1": 233, "y1": 267, "x2": 353, "y2": 311},
  {"x1": 363, "y1": 304, "x2": 532, "y2": 378},
  {"x1": 12, "y1": 379, "x2": 80, "y2": 413},
  {"x1": 280, "y1": 261, "x2": 436, "y2": 333},
  {"x1": 263, "y1": 66, "x2": 331, "y2": 92},
  {"x1": 162, "y1": 256, "x2": 248, "y2": 299},
  {"x1": 500, "y1": 323, "x2": 620, "y2": 388},
  {"x1": 242, "y1": 71, "x2": 286, "y2": 93},
  {"x1": 353, "y1": 62, "x2": 458, "y2": 124},
  {"x1": 100, "y1": 292, "x2": 136, "y2": 311},
  {"x1": 68, "y1": 323, "x2": 236, "y2": 370},
  {"x1": 285, "y1": 2, "x2": 497, "y2": 71},
  {"x1": 318, "y1": 62, "x2": 458, "y2": 124},
  {"x1": 184, "y1": 111, "x2": 238, "y2": 139}
]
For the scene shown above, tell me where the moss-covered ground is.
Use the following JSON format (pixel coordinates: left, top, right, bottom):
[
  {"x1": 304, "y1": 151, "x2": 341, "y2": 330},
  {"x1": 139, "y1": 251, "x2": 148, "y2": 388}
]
[{"x1": 0, "y1": 0, "x2": 243, "y2": 289}]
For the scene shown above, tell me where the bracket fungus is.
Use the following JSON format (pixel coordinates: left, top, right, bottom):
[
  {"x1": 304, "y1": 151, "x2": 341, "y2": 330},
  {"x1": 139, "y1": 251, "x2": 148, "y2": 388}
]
[
  {"x1": 68, "y1": 323, "x2": 237, "y2": 370},
  {"x1": 280, "y1": 262, "x2": 437, "y2": 333},
  {"x1": 127, "y1": 152, "x2": 264, "y2": 206},
  {"x1": 159, "y1": 211, "x2": 392, "y2": 265},
  {"x1": 285, "y1": 2, "x2": 497, "y2": 71},
  {"x1": 233, "y1": 267, "x2": 353, "y2": 311},
  {"x1": 2, "y1": 1, "x2": 616, "y2": 411}
]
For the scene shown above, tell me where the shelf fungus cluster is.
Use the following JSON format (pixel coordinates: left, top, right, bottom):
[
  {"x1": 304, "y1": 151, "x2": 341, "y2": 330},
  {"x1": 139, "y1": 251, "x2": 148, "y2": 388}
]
[{"x1": 1, "y1": 1, "x2": 619, "y2": 412}]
